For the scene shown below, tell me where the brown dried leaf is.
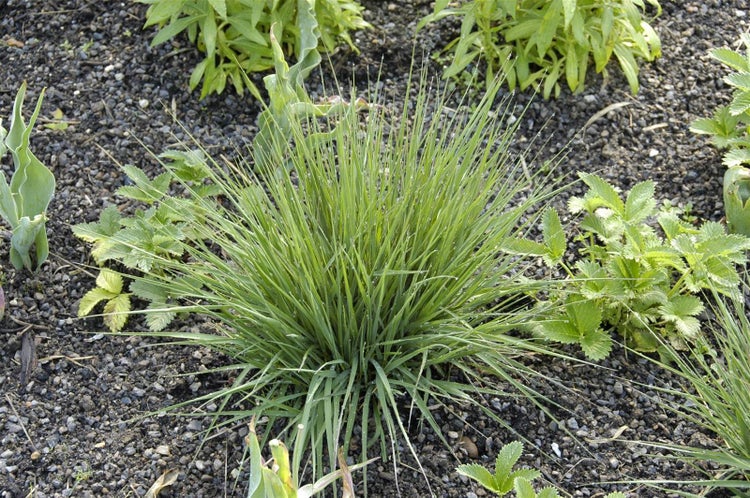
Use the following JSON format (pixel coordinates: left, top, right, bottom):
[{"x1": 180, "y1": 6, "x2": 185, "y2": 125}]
[
  {"x1": 6, "y1": 37, "x2": 24, "y2": 48},
  {"x1": 338, "y1": 447, "x2": 354, "y2": 498},
  {"x1": 144, "y1": 468, "x2": 179, "y2": 498},
  {"x1": 19, "y1": 331, "x2": 37, "y2": 390}
]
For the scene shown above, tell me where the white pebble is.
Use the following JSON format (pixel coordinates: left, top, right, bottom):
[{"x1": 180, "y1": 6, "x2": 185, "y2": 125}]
[{"x1": 551, "y1": 442, "x2": 561, "y2": 457}]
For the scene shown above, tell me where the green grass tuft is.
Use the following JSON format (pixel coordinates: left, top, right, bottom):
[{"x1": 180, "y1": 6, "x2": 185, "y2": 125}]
[{"x1": 123, "y1": 76, "x2": 570, "y2": 491}]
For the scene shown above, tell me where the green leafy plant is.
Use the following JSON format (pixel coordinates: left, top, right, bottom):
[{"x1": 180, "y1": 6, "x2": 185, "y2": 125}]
[
  {"x1": 77, "y1": 268, "x2": 132, "y2": 333},
  {"x1": 419, "y1": 0, "x2": 662, "y2": 98},
  {"x1": 72, "y1": 149, "x2": 218, "y2": 332},
  {"x1": 245, "y1": 418, "x2": 375, "y2": 498},
  {"x1": 457, "y1": 441, "x2": 542, "y2": 496},
  {"x1": 690, "y1": 34, "x2": 750, "y2": 237},
  {"x1": 690, "y1": 33, "x2": 750, "y2": 168},
  {"x1": 0, "y1": 82, "x2": 56, "y2": 271},
  {"x1": 79, "y1": 70, "x2": 574, "y2": 489},
  {"x1": 137, "y1": 0, "x2": 370, "y2": 98},
  {"x1": 458, "y1": 441, "x2": 627, "y2": 498},
  {"x1": 505, "y1": 173, "x2": 750, "y2": 358}
]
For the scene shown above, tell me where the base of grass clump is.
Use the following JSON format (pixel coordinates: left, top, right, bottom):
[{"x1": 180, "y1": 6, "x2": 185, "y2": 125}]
[{"x1": 84, "y1": 74, "x2": 574, "y2": 493}]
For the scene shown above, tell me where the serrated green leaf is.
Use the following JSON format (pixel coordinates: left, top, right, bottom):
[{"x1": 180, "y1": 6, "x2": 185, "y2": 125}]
[
  {"x1": 536, "y1": 319, "x2": 581, "y2": 344},
  {"x1": 698, "y1": 227, "x2": 750, "y2": 255},
  {"x1": 537, "y1": 486, "x2": 562, "y2": 498},
  {"x1": 729, "y1": 90, "x2": 750, "y2": 116},
  {"x1": 78, "y1": 287, "x2": 117, "y2": 317},
  {"x1": 579, "y1": 173, "x2": 625, "y2": 214},
  {"x1": 567, "y1": 299, "x2": 602, "y2": 335},
  {"x1": 96, "y1": 268, "x2": 124, "y2": 294},
  {"x1": 457, "y1": 463, "x2": 497, "y2": 491},
  {"x1": 492, "y1": 441, "x2": 524, "y2": 493},
  {"x1": 725, "y1": 72, "x2": 750, "y2": 91},
  {"x1": 542, "y1": 208, "x2": 566, "y2": 266},
  {"x1": 624, "y1": 180, "x2": 656, "y2": 222},
  {"x1": 145, "y1": 301, "x2": 177, "y2": 332},
  {"x1": 711, "y1": 47, "x2": 750, "y2": 72},
  {"x1": 514, "y1": 477, "x2": 537, "y2": 498},
  {"x1": 117, "y1": 165, "x2": 172, "y2": 203},
  {"x1": 724, "y1": 147, "x2": 750, "y2": 168},
  {"x1": 72, "y1": 206, "x2": 122, "y2": 246},
  {"x1": 580, "y1": 327, "x2": 612, "y2": 361},
  {"x1": 511, "y1": 468, "x2": 542, "y2": 483},
  {"x1": 103, "y1": 293, "x2": 131, "y2": 332},
  {"x1": 129, "y1": 278, "x2": 169, "y2": 302},
  {"x1": 689, "y1": 117, "x2": 724, "y2": 136}
]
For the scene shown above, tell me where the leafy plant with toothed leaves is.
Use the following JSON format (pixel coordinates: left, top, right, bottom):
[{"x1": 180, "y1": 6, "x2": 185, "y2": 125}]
[
  {"x1": 72, "y1": 149, "x2": 219, "y2": 332},
  {"x1": 504, "y1": 173, "x2": 750, "y2": 359},
  {"x1": 690, "y1": 33, "x2": 750, "y2": 168},
  {"x1": 77, "y1": 268, "x2": 132, "y2": 333},
  {"x1": 418, "y1": 0, "x2": 661, "y2": 99},
  {"x1": 137, "y1": 0, "x2": 369, "y2": 98},
  {"x1": 458, "y1": 441, "x2": 627, "y2": 498},
  {"x1": 0, "y1": 82, "x2": 56, "y2": 271},
  {"x1": 690, "y1": 34, "x2": 750, "y2": 237}
]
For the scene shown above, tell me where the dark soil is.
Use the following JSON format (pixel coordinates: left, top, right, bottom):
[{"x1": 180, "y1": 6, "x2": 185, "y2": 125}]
[{"x1": 1, "y1": 1, "x2": 748, "y2": 497}]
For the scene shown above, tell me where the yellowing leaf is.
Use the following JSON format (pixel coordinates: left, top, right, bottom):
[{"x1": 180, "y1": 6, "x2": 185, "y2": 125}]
[
  {"x1": 103, "y1": 293, "x2": 131, "y2": 332},
  {"x1": 43, "y1": 108, "x2": 70, "y2": 130},
  {"x1": 96, "y1": 268, "x2": 124, "y2": 294},
  {"x1": 78, "y1": 287, "x2": 116, "y2": 317}
]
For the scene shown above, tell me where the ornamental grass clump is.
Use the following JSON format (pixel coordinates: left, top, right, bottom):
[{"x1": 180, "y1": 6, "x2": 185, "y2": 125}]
[{"x1": 87, "y1": 77, "x2": 567, "y2": 490}]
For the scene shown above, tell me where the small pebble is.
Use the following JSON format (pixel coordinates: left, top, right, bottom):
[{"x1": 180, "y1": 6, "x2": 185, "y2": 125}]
[
  {"x1": 459, "y1": 436, "x2": 479, "y2": 458},
  {"x1": 155, "y1": 445, "x2": 171, "y2": 456}
]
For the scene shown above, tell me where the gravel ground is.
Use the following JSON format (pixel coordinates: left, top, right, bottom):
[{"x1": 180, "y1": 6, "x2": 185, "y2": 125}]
[{"x1": 0, "y1": 0, "x2": 748, "y2": 496}]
